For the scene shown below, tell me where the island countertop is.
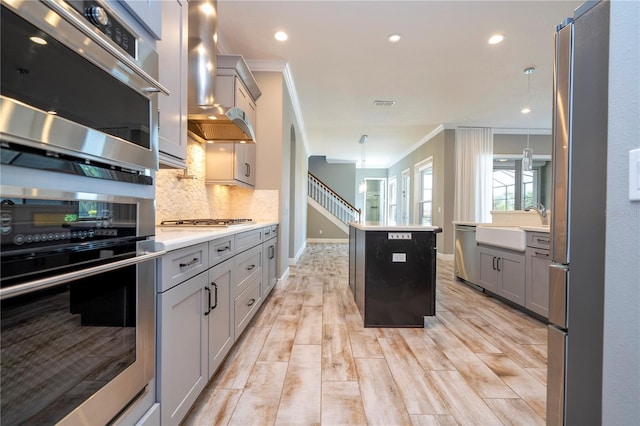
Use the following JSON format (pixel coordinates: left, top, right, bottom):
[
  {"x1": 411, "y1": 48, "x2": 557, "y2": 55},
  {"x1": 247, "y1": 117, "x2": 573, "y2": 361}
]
[{"x1": 348, "y1": 222, "x2": 442, "y2": 232}]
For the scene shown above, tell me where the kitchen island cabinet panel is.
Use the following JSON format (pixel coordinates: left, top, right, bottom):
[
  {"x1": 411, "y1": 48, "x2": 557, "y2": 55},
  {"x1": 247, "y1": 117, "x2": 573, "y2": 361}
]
[
  {"x1": 349, "y1": 224, "x2": 441, "y2": 327},
  {"x1": 158, "y1": 271, "x2": 208, "y2": 425}
]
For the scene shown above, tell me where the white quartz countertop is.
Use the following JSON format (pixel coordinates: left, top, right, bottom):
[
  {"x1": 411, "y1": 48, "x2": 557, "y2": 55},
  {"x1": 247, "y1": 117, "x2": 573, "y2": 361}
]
[
  {"x1": 349, "y1": 221, "x2": 442, "y2": 232},
  {"x1": 154, "y1": 221, "x2": 278, "y2": 252}
]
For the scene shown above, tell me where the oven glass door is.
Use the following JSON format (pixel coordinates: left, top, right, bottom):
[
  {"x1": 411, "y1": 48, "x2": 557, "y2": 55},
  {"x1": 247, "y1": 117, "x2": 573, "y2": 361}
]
[
  {"x1": 1, "y1": 6, "x2": 151, "y2": 150},
  {"x1": 1, "y1": 264, "x2": 138, "y2": 425}
]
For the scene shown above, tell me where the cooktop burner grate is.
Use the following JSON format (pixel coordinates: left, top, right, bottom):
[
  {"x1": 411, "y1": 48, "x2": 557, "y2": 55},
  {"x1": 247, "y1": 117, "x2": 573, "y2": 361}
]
[{"x1": 160, "y1": 218, "x2": 253, "y2": 226}]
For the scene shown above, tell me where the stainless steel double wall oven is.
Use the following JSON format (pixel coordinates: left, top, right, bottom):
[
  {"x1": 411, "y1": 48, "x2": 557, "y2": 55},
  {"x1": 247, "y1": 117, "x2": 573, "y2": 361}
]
[{"x1": 1, "y1": 0, "x2": 166, "y2": 424}]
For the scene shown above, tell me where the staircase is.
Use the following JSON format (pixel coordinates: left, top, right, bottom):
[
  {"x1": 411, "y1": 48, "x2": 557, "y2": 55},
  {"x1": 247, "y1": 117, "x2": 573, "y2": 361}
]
[{"x1": 307, "y1": 173, "x2": 361, "y2": 233}]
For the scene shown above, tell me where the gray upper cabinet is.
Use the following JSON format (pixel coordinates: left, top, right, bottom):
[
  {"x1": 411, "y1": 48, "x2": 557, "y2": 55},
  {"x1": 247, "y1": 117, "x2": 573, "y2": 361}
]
[
  {"x1": 157, "y1": 0, "x2": 188, "y2": 168},
  {"x1": 118, "y1": 0, "x2": 162, "y2": 40},
  {"x1": 206, "y1": 142, "x2": 256, "y2": 187}
]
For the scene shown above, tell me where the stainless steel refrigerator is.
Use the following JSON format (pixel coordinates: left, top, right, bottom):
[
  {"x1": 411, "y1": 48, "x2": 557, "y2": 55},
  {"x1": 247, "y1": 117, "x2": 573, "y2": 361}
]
[{"x1": 547, "y1": 1, "x2": 609, "y2": 424}]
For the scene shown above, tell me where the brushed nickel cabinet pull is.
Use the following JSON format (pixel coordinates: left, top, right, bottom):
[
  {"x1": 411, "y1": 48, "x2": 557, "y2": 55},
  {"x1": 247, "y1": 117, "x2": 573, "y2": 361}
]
[{"x1": 179, "y1": 258, "x2": 199, "y2": 268}]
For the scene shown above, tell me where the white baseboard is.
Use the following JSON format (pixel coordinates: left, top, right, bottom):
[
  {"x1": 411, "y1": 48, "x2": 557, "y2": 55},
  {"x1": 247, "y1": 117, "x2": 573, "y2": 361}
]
[
  {"x1": 289, "y1": 241, "x2": 306, "y2": 266},
  {"x1": 279, "y1": 266, "x2": 290, "y2": 284},
  {"x1": 306, "y1": 238, "x2": 349, "y2": 244}
]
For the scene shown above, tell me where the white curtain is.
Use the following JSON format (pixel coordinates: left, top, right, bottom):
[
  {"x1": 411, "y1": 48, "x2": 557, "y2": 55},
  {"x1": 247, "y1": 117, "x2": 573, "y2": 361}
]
[{"x1": 454, "y1": 128, "x2": 494, "y2": 223}]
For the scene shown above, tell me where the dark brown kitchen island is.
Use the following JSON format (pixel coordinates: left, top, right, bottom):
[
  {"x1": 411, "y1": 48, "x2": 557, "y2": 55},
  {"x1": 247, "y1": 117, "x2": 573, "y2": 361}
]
[{"x1": 348, "y1": 222, "x2": 442, "y2": 327}]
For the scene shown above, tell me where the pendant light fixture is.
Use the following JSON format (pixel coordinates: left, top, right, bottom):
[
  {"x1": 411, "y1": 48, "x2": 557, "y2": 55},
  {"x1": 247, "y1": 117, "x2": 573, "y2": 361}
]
[
  {"x1": 522, "y1": 67, "x2": 535, "y2": 171},
  {"x1": 358, "y1": 135, "x2": 368, "y2": 194}
]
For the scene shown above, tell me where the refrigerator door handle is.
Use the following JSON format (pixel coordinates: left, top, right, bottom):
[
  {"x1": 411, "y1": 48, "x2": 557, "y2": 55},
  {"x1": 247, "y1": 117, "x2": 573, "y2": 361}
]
[{"x1": 549, "y1": 264, "x2": 569, "y2": 328}]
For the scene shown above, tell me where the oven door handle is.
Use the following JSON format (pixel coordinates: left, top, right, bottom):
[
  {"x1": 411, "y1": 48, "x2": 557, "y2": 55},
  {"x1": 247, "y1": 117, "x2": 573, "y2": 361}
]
[
  {"x1": 42, "y1": 0, "x2": 169, "y2": 96},
  {"x1": 0, "y1": 250, "x2": 166, "y2": 300}
]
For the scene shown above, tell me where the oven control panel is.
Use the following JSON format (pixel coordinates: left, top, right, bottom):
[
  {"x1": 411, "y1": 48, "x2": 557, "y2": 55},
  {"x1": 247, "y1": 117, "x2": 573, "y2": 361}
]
[
  {"x1": 66, "y1": 0, "x2": 137, "y2": 59},
  {"x1": 0, "y1": 199, "x2": 135, "y2": 251}
]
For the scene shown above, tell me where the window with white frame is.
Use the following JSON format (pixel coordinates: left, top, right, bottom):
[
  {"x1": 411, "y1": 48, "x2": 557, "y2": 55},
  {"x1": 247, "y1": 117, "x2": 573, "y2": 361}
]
[
  {"x1": 401, "y1": 169, "x2": 410, "y2": 224},
  {"x1": 388, "y1": 176, "x2": 397, "y2": 225},
  {"x1": 493, "y1": 159, "x2": 543, "y2": 211},
  {"x1": 415, "y1": 158, "x2": 433, "y2": 225}
]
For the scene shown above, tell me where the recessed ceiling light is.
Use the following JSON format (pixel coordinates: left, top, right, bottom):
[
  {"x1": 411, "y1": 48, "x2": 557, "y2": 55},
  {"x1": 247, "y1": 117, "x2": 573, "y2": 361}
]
[
  {"x1": 488, "y1": 34, "x2": 504, "y2": 44},
  {"x1": 521, "y1": 107, "x2": 532, "y2": 114},
  {"x1": 388, "y1": 33, "x2": 401, "y2": 43},
  {"x1": 498, "y1": 158, "x2": 508, "y2": 162},
  {"x1": 30, "y1": 36, "x2": 47, "y2": 45},
  {"x1": 274, "y1": 31, "x2": 288, "y2": 41}
]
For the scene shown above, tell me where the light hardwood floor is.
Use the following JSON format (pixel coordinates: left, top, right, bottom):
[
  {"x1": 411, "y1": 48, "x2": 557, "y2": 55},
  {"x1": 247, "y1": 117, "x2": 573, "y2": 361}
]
[{"x1": 184, "y1": 243, "x2": 548, "y2": 426}]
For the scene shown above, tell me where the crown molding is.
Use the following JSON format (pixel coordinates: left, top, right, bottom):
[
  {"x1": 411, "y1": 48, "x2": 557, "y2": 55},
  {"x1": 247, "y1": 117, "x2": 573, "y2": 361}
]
[
  {"x1": 492, "y1": 127, "x2": 552, "y2": 135},
  {"x1": 245, "y1": 61, "x2": 311, "y2": 158}
]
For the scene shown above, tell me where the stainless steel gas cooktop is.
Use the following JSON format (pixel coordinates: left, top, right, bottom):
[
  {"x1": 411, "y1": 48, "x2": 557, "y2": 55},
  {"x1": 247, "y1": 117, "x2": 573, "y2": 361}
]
[{"x1": 160, "y1": 218, "x2": 253, "y2": 227}]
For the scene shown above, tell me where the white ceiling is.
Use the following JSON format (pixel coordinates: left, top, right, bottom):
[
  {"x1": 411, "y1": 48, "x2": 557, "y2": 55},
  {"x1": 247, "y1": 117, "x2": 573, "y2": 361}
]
[{"x1": 217, "y1": 0, "x2": 581, "y2": 168}]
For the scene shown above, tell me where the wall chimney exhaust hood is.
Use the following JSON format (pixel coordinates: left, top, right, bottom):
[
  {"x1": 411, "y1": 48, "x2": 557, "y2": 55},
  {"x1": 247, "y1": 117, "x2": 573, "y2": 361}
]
[{"x1": 187, "y1": 1, "x2": 258, "y2": 143}]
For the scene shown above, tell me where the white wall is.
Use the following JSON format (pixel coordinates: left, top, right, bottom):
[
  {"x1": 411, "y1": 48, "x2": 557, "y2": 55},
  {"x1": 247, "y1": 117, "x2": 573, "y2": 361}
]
[{"x1": 602, "y1": 0, "x2": 640, "y2": 423}]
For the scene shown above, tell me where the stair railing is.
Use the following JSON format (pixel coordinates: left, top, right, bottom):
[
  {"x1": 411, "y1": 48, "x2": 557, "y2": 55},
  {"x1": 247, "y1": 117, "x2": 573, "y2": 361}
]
[{"x1": 308, "y1": 172, "x2": 361, "y2": 224}]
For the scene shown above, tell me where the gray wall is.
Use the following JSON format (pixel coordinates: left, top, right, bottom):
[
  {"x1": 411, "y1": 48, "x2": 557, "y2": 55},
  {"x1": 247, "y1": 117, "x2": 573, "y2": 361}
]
[
  {"x1": 387, "y1": 129, "x2": 456, "y2": 255},
  {"x1": 255, "y1": 71, "x2": 309, "y2": 275},
  {"x1": 307, "y1": 205, "x2": 348, "y2": 239},
  {"x1": 602, "y1": 0, "x2": 640, "y2": 423},
  {"x1": 308, "y1": 156, "x2": 356, "y2": 205}
]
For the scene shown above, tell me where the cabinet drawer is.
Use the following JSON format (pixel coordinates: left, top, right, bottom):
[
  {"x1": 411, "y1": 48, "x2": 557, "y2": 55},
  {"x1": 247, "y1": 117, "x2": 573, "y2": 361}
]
[
  {"x1": 235, "y1": 244, "x2": 262, "y2": 296},
  {"x1": 527, "y1": 232, "x2": 550, "y2": 249},
  {"x1": 235, "y1": 228, "x2": 263, "y2": 253},
  {"x1": 262, "y1": 224, "x2": 278, "y2": 240},
  {"x1": 160, "y1": 243, "x2": 208, "y2": 292},
  {"x1": 209, "y1": 235, "x2": 235, "y2": 266},
  {"x1": 234, "y1": 275, "x2": 261, "y2": 337}
]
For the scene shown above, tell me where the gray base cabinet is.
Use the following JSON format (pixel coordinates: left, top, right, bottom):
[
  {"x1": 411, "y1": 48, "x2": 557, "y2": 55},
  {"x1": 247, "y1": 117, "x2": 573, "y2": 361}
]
[
  {"x1": 158, "y1": 271, "x2": 208, "y2": 426},
  {"x1": 478, "y1": 245, "x2": 525, "y2": 305},
  {"x1": 207, "y1": 259, "x2": 234, "y2": 378},
  {"x1": 262, "y1": 225, "x2": 278, "y2": 298},
  {"x1": 157, "y1": 225, "x2": 277, "y2": 425},
  {"x1": 525, "y1": 232, "x2": 551, "y2": 317}
]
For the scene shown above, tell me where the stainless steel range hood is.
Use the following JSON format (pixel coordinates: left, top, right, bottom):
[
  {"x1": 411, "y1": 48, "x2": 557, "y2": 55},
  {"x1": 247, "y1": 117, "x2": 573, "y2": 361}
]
[{"x1": 187, "y1": 0, "x2": 256, "y2": 143}]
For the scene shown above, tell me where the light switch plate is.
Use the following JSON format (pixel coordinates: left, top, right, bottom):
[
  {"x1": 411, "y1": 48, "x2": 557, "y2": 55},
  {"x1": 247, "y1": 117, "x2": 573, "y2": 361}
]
[{"x1": 630, "y1": 148, "x2": 640, "y2": 201}]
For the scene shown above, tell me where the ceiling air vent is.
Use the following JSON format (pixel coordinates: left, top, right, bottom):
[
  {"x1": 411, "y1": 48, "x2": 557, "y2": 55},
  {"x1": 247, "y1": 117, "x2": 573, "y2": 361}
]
[{"x1": 373, "y1": 100, "x2": 396, "y2": 108}]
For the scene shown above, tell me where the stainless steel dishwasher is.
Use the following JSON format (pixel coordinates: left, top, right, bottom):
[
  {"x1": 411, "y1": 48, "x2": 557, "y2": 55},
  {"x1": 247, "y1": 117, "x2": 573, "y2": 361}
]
[{"x1": 454, "y1": 224, "x2": 478, "y2": 284}]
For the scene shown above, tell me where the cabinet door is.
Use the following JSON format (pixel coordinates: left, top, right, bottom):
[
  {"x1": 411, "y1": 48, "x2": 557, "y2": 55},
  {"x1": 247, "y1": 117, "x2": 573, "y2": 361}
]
[
  {"x1": 496, "y1": 251, "x2": 526, "y2": 305},
  {"x1": 233, "y1": 143, "x2": 255, "y2": 186},
  {"x1": 157, "y1": 0, "x2": 187, "y2": 167},
  {"x1": 268, "y1": 237, "x2": 278, "y2": 292},
  {"x1": 207, "y1": 259, "x2": 235, "y2": 378},
  {"x1": 477, "y1": 247, "x2": 499, "y2": 292},
  {"x1": 262, "y1": 237, "x2": 278, "y2": 298},
  {"x1": 158, "y1": 272, "x2": 208, "y2": 425},
  {"x1": 526, "y1": 248, "x2": 551, "y2": 317},
  {"x1": 242, "y1": 144, "x2": 256, "y2": 186}
]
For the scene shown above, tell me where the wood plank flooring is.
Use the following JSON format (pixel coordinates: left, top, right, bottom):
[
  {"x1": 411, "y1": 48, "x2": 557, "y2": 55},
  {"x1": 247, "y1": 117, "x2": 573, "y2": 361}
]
[{"x1": 184, "y1": 243, "x2": 548, "y2": 425}]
